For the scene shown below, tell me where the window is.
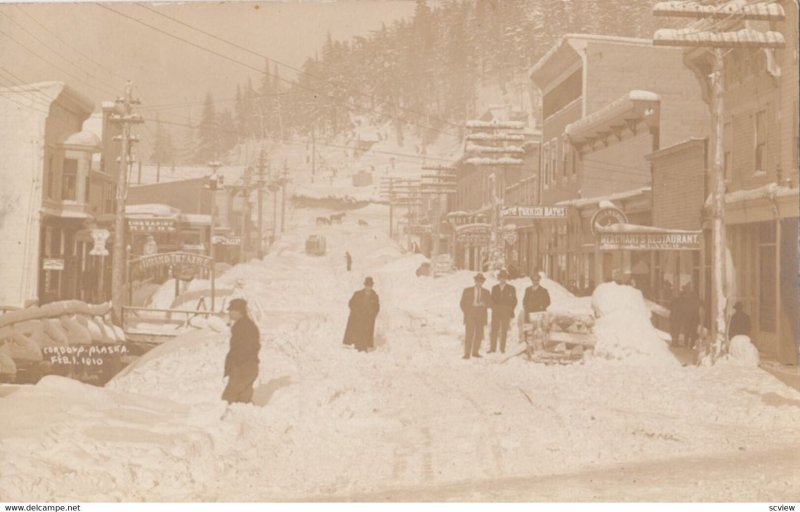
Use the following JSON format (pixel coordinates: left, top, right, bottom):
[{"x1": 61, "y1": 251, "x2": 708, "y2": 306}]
[
  {"x1": 754, "y1": 109, "x2": 767, "y2": 173},
  {"x1": 62, "y1": 159, "x2": 78, "y2": 200},
  {"x1": 543, "y1": 142, "x2": 550, "y2": 188},
  {"x1": 562, "y1": 137, "x2": 570, "y2": 179},
  {"x1": 571, "y1": 147, "x2": 578, "y2": 176},
  {"x1": 550, "y1": 138, "x2": 557, "y2": 185},
  {"x1": 45, "y1": 155, "x2": 55, "y2": 199},
  {"x1": 104, "y1": 183, "x2": 114, "y2": 213}
]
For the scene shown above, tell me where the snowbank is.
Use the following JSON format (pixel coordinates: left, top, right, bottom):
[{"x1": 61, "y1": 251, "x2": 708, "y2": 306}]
[
  {"x1": 591, "y1": 282, "x2": 677, "y2": 365},
  {"x1": 728, "y1": 335, "x2": 760, "y2": 367}
]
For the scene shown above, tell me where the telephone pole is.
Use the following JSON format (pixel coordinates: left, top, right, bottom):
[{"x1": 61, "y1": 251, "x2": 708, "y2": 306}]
[
  {"x1": 256, "y1": 148, "x2": 266, "y2": 255},
  {"x1": 653, "y1": 1, "x2": 786, "y2": 360},
  {"x1": 110, "y1": 81, "x2": 142, "y2": 321}
]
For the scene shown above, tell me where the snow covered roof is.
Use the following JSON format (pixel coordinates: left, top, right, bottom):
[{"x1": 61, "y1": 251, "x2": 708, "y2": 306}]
[
  {"x1": 62, "y1": 130, "x2": 101, "y2": 150},
  {"x1": 653, "y1": 28, "x2": 785, "y2": 48},
  {"x1": 597, "y1": 223, "x2": 701, "y2": 235},
  {"x1": 653, "y1": 1, "x2": 785, "y2": 21},
  {"x1": 704, "y1": 182, "x2": 798, "y2": 207},
  {"x1": 466, "y1": 120, "x2": 526, "y2": 130},
  {"x1": 465, "y1": 132, "x2": 525, "y2": 142},
  {"x1": 179, "y1": 213, "x2": 211, "y2": 225},
  {"x1": 464, "y1": 157, "x2": 523, "y2": 166},
  {"x1": 555, "y1": 187, "x2": 652, "y2": 209},
  {"x1": 465, "y1": 143, "x2": 524, "y2": 154},
  {"x1": 125, "y1": 203, "x2": 181, "y2": 217},
  {"x1": 566, "y1": 91, "x2": 660, "y2": 145}
]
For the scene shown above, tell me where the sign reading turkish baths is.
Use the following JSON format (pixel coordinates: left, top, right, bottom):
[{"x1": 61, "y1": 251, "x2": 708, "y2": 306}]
[
  {"x1": 598, "y1": 231, "x2": 702, "y2": 251},
  {"x1": 130, "y1": 251, "x2": 213, "y2": 279},
  {"x1": 128, "y1": 218, "x2": 177, "y2": 232},
  {"x1": 501, "y1": 206, "x2": 567, "y2": 219}
]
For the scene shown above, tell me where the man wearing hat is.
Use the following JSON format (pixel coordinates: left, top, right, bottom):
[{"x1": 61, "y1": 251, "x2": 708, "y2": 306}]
[
  {"x1": 728, "y1": 301, "x2": 751, "y2": 339},
  {"x1": 490, "y1": 269, "x2": 518, "y2": 354},
  {"x1": 343, "y1": 277, "x2": 380, "y2": 352},
  {"x1": 459, "y1": 273, "x2": 492, "y2": 359},
  {"x1": 222, "y1": 298, "x2": 261, "y2": 404}
]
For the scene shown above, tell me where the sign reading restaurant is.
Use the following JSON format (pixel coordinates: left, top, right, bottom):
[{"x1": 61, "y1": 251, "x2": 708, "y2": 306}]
[
  {"x1": 598, "y1": 231, "x2": 702, "y2": 251},
  {"x1": 501, "y1": 206, "x2": 567, "y2": 219}
]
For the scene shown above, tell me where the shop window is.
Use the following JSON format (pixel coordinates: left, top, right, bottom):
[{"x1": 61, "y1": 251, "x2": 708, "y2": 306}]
[
  {"x1": 62, "y1": 158, "x2": 78, "y2": 200},
  {"x1": 754, "y1": 109, "x2": 767, "y2": 174}
]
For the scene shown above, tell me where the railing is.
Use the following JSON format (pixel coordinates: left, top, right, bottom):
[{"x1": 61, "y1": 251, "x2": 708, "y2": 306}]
[{"x1": 121, "y1": 306, "x2": 225, "y2": 342}]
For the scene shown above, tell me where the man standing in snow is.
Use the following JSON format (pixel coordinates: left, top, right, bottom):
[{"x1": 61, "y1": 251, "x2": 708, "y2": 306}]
[
  {"x1": 222, "y1": 299, "x2": 261, "y2": 404},
  {"x1": 489, "y1": 269, "x2": 517, "y2": 354},
  {"x1": 345, "y1": 251, "x2": 352, "y2": 271},
  {"x1": 460, "y1": 273, "x2": 492, "y2": 359},
  {"x1": 343, "y1": 277, "x2": 380, "y2": 352},
  {"x1": 728, "y1": 302, "x2": 751, "y2": 339},
  {"x1": 522, "y1": 273, "x2": 551, "y2": 317}
]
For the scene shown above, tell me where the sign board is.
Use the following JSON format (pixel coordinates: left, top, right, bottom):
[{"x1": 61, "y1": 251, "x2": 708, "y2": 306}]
[
  {"x1": 432, "y1": 254, "x2": 454, "y2": 276},
  {"x1": 128, "y1": 218, "x2": 177, "y2": 233},
  {"x1": 590, "y1": 207, "x2": 628, "y2": 236},
  {"x1": 89, "y1": 229, "x2": 110, "y2": 256},
  {"x1": 598, "y1": 231, "x2": 702, "y2": 251},
  {"x1": 501, "y1": 206, "x2": 567, "y2": 219},
  {"x1": 212, "y1": 235, "x2": 242, "y2": 246},
  {"x1": 129, "y1": 251, "x2": 213, "y2": 280},
  {"x1": 455, "y1": 224, "x2": 491, "y2": 246},
  {"x1": 42, "y1": 258, "x2": 65, "y2": 270}
]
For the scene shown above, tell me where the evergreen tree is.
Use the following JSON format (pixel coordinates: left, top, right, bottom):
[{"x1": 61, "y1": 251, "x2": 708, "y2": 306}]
[
  {"x1": 196, "y1": 92, "x2": 219, "y2": 162},
  {"x1": 151, "y1": 115, "x2": 175, "y2": 167}
]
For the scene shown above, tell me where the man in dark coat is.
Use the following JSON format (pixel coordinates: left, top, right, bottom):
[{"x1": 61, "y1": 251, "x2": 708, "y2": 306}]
[
  {"x1": 343, "y1": 277, "x2": 380, "y2": 352},
  {"x1": 522, "y1": 273, "x2": 550, "y2": 317},
  {"x1": 460, "y1": 273, "x2": 492, "y2": 359},
  {"x1": 489, "y1": 269, "x2": 517, "y2": 354},
  {"x1": 729, "y1": 301, "x2": 751, "y2": 339},
  {"x1": 681, "y1": 284, "x2": 702, "y2": 348},
  {"x1": 222, "y1": 298, "x2": 261, "y2": 404}
]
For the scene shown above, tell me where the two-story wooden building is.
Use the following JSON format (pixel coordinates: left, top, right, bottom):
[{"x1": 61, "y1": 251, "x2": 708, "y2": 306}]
[
  {"x1": 0, "y1": 82, "x2": 121, "y2": 307},
  {"x1": 523, "y1": 34, "x2": 710, "y2": 286}
]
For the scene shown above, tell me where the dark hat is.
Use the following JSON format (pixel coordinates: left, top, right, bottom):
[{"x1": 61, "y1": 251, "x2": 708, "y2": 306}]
[
  {"x1": 227, "y1": 298, "x2": 248, "y2": 312},
  {"x1": 364, "y1": 276, "x2": 374, "y2": 286},
  {"x1": 498, "y1": 269, "x2": 509, "y2": 279},
  {"x1": 474, "y1": 273, "x2": 486, "y2": 282}
]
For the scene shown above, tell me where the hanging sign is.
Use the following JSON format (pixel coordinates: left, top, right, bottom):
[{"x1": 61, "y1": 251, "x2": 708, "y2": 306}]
[
  {"x1": 129, "y1": 251, "x2": 212, "y2": 280},
  {"x1": 590, "y1": 206, "x2": 628, "y2": 236},
  {"x1": 89, "y1": 229, "x2": 110, "y2": 256},
  {"x1": 455, "y1": 224, "x2": 491, "y2": 246},
  {"x1": 598, "y1": 231, "x2": 702, "y2": 251},
  {"x1": 501, "y1": 206, "x2": 567, "y2": 219}
]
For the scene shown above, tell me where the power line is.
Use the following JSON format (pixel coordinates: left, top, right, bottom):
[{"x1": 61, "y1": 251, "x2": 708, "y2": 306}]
[
  {"x1": 0, "y1": 67, "x2": 58, "y2": 110},
  {"x1": 12, "y1": 5, "x2": 129, "y2": 85},
  {"x1": 95, "y1": 4, "x2": 462, "y2": 140},
  {"x1": 0, "y1": 13, "x2": 120, "y2": 98}
]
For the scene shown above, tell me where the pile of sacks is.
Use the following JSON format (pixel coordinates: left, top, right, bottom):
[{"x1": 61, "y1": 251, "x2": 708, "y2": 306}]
[{"x1": 0, "y1": 301, "x2": 125, "y2": 377}]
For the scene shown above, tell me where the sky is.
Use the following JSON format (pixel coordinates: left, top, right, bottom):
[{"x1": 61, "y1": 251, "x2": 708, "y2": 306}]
[{"x1": 0, "y1": 1, "x2": 417, "y2": 130}]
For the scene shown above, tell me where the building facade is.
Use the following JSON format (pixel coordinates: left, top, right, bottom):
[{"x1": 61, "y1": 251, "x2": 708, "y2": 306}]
[{"x1": 0, "y1": 82, "x2": 118, "y2": 308}]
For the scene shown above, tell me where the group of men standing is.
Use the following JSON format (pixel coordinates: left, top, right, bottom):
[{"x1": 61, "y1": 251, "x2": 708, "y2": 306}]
[{"x1": 459, "y1": 271, "x2": 551, "y2": 359}]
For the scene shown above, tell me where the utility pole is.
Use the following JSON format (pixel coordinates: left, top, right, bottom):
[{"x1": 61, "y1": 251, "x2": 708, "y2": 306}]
[
  {"x1": 281, "y1": 160, "x2": 288, "y2": 234},
  {"x1": 653, "y1": 1, "x2": 786, "y2": 360},
  {"x1": 110, "y1": 81, "x2": 142, "y2": 321},
  {"x1": 205, "y1": 161, "x2": 223, "y2": 312},
  {"x1": 256, "y1": 148, "x2": 266, "y2": 255}
]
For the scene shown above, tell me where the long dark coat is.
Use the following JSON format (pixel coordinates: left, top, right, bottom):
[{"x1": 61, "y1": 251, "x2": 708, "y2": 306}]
[
  {"x1": 490, "y1": 283, "x2": 517, "y2": 321},
  {"x1": 522, "y1": 285, "x2": 551, "y2": 314},
  {"x1": 343, "y1": 288, "x2": 380, "y2": 351},
  {"x1": 222, "y1": 316, "x2": 261, "y2": 403}
]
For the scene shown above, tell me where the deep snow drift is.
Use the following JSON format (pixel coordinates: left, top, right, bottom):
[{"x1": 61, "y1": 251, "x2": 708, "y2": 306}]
[{"x1": 2, "y1": 202, "x2": 800, "y2": 502}]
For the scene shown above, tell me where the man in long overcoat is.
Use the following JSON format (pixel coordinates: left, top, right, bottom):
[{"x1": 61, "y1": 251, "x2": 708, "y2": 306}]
[
  {"x1": 489, "y1": 269, "x2": 517, "y2": 354},
  {"x1": 222, "y1": 298, "x2": 261, "y2": 404},
  {"x1": 343, "y1": 277, "x2": 380, "y2": 352},
  {"x1": 522, "y1": 273, "x2": 551, "y2": 316},
  {"x1": 460, "y1": 273, "x2": 492, "y2": 359}
]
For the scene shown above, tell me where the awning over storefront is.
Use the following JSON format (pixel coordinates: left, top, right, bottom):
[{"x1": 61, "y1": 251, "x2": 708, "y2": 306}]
[{"x1": 565, "y1": 90, "x2": 660, "y2": 148}]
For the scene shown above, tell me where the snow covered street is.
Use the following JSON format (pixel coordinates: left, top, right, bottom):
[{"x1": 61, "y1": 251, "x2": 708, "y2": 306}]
[{"x1": 2, "y1": 204, "x2": 799, "y2": 502}]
